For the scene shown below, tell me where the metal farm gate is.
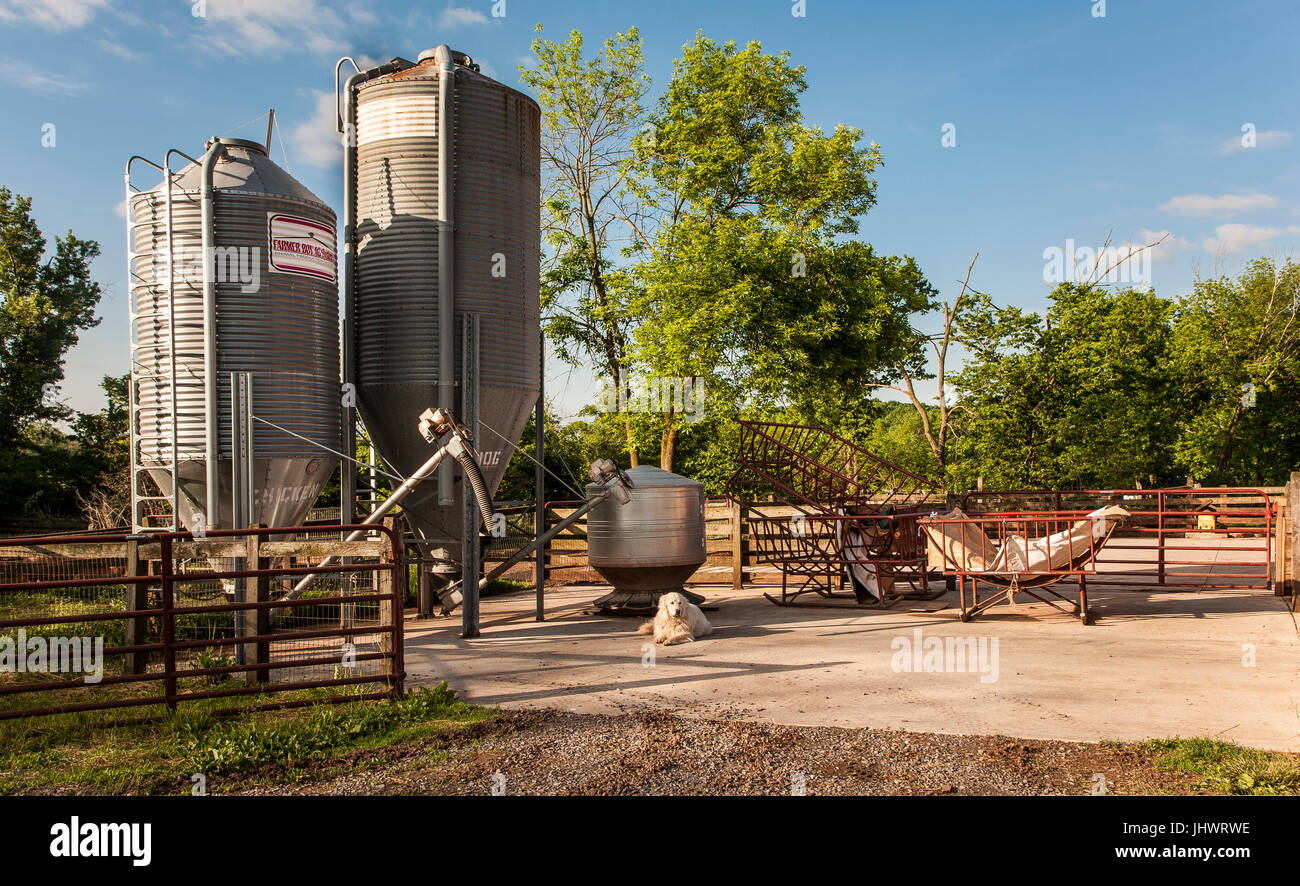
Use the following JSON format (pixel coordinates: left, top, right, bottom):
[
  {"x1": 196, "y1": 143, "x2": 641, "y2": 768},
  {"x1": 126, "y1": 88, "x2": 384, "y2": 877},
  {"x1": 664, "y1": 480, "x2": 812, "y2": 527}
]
[
  {"x1": 960, "y1": 488, "x2": 1280, "y2": 592},
  {"x1": 0, "y1": 523, "x2": 404, "y2": 722}
]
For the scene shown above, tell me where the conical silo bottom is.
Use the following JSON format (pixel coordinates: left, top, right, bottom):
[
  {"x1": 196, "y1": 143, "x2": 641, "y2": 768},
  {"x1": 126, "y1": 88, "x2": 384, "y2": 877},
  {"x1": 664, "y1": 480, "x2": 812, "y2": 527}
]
[
  {"x1": 147, "y1": 456, "x2": 337, "y2": 531},
  {"x1": 588, "y1": 564, "x2": 706, "y2": 616}
]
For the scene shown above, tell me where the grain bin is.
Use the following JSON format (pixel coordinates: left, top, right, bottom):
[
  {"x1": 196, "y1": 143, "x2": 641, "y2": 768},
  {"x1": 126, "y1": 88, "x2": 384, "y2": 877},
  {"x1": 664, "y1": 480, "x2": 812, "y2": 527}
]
[
  {"x1": 342, "y1": 46, "x2": 541, "y2": 554},
  {"x1": 584, "y1": 466, "x2": 708, "y2": 614},
  {"x1": 127, "y1": 137, "x2": 340, "y2": 531}
]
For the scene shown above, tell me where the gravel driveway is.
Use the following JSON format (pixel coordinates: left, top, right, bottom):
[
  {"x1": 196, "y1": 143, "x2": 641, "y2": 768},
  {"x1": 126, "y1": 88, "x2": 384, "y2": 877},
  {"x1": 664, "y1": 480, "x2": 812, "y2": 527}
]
[{"x1": 230, "y1": 709, "x2": 1203, "y2": 796}]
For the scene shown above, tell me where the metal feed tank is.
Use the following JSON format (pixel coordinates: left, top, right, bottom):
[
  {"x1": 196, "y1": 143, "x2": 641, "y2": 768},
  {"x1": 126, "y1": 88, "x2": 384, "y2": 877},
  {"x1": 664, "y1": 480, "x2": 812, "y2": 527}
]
[
  {"x1": 127, "y1": 137, "x2": 340, "y2": 531},
  {"x1": 584, "y1": 466, "x2": 708, "y2": 614},
  {"x1": 345, "y1": 46, "x2": 540, "y2": 557}
]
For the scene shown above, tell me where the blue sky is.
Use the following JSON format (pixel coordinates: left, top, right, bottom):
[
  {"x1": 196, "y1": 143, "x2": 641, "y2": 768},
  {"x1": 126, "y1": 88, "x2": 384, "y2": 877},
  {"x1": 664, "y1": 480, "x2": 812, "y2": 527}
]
[{"x1": 1, "y1": 0, "x2": 1297, "y2": 419}]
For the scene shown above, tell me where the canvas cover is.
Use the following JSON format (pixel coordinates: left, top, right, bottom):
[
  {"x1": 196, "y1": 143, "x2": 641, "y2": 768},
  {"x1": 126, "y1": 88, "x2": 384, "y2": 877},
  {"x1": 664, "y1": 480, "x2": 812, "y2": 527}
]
[{"x1": 922, "y1": 506, "x2": 1129, "y2": 577}]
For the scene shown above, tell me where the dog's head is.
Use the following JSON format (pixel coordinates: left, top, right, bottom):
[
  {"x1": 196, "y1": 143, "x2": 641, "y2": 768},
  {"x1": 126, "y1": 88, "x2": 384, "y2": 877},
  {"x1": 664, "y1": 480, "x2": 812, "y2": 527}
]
[{"x1": 660, "y1": 592, "x2": 688, "y2": 619}]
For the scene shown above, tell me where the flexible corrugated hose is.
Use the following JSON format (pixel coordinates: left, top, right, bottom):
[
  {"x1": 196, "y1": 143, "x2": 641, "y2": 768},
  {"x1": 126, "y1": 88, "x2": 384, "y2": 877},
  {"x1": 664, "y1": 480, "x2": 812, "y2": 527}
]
[{"x1": 454, "y1": 447, "x2": 497, "y2": 529}]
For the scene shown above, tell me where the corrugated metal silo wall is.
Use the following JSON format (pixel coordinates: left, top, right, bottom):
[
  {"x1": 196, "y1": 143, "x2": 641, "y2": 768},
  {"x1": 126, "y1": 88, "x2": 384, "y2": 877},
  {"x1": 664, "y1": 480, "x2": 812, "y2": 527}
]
[
  {"x1": 129, "y1": 144, "x2": 341, "y2": 528},
  {"x1": 353, "y1": 62, "x2": 541, "y2": 545}
]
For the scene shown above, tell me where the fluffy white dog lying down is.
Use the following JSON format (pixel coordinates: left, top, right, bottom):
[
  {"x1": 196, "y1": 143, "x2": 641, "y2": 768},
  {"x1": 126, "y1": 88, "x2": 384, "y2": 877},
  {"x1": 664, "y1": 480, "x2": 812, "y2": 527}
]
[{"x1": 637, "y1": 591, "x2": 712, "y2": 646}]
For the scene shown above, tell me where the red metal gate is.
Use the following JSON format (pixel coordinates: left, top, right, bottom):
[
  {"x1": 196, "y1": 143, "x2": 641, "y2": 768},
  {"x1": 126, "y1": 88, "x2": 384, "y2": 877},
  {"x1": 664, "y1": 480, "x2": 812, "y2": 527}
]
[
  {"x1": 960, "y1": 488, "x2": 1276, "y2": 591},
  {"x1": 0, "y1": 524, "x2": 405, "y2": 722}
]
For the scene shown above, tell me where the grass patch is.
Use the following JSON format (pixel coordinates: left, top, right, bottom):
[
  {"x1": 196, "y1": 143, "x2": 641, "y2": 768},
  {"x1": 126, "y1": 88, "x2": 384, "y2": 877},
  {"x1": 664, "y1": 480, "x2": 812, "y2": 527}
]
[
  {"x1": 1144, "y1": 737, "x2": 1300, "y2": 795},
  {"x1": 0, "y1": 683, "x2": 495, "y2": 795},
  {"x1": 483, "y1": 579, "x2": 532, "y2": 598},
  {"x1": 178, "y1": 683, "x2": 485, "y2": 774}
]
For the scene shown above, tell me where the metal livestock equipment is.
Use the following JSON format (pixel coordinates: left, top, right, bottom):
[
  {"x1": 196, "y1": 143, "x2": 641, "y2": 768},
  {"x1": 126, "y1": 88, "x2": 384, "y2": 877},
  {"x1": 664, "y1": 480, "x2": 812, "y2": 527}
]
[
  {"x1": 728, "y1": 421, "x2": 943, "y2": 608},
  {"x1": 960, "y1": 488, "x2": 1278, "y2": 592},
  {"x1": 919, "y1": 507, "x2": 1129, "y2": 625},
  {"x1": 584, "y1": 465, "x2": 708, "y2": 615}
]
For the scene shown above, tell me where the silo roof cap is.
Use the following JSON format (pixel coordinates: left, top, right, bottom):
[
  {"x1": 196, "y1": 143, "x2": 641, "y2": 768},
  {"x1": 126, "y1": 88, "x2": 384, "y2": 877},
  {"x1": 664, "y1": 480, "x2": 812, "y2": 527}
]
[{"x1": 208, "y1": 137, "x2": 268, "y2": 155}]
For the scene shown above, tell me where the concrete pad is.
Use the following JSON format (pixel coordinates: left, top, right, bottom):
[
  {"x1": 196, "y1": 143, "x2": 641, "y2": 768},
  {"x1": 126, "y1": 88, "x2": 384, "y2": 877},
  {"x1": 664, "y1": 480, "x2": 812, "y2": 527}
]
[{"x1": 403, "y1": 583, "x2": 1300, "y2": 751}]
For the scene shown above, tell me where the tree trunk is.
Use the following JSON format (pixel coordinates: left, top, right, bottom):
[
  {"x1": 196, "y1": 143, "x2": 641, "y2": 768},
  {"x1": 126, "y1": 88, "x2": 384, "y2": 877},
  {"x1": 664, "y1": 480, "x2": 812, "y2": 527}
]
[
  {"x1": 611, "y1": 367, "x2": 638, "y2": 467},
  {"x1": 660, "y1": 408, "x2": 678, "y2": 473},
  {"x1": 1216, "y1": 401, "x2": 1246, "y2": 478},
  {"x1": 626, "y1": 418, "x2": 640, "y2": 467}
]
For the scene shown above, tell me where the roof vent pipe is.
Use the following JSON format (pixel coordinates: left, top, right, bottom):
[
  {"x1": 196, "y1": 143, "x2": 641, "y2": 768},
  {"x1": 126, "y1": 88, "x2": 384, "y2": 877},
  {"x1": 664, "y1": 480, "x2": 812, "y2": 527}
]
[
  {"x1": 418, "y1": 46, "x2": 477, "y2": 70},
  {"x1": 435, "y1": 43, "x2": 457, "y2": 506}
]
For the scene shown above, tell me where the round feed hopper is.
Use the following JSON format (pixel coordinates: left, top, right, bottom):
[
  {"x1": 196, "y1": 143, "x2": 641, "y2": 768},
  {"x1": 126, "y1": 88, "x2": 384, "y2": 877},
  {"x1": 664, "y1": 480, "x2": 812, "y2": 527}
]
[
  {"x1": 347, "y1": 46, "x2": 540, "y2": 565},
  {"x1": 584, "y1": 466, "x2": 708, "y2": 615},
  {"x1": 128, "y1": 137, "x2": 340, "y2": 530}
]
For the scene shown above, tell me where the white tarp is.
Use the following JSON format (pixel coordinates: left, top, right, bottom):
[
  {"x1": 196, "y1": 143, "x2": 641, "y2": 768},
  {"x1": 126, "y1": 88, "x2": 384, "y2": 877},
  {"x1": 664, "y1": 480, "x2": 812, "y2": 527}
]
[
  {"x1": 922, "y1": 506, "x2": 1129, "y2": 577},
  {"x1": 842, "y1": 521, "x2": 894, "y2": 601}
]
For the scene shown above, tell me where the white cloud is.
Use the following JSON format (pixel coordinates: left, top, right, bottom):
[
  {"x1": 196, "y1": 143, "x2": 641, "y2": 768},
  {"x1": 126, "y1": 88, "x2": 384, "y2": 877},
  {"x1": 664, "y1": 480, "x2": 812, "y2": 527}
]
[
  {"x1": 288, "y1": 89, "x2": 341, "y2": 169},
  {"x1": 1201, "y1": 223, "x2": 1300, "y2": 255},
  {"x1": 198, "y1": 0, "x2": 348, "y2": 57},
  {"x1": 115, "y1": 199, "x2": 129, "y2": 219},
  {"x1": 0, "y1": 0, "x2": 111, "y2": 31},
  {"x1": 347, "y1": 7, "x2": 380, "y2": 27},
  {"x1": 1, "y1": 63, "x2": 90, "y2": 96},
  {"x1": 1158, "y1": 192, "x2": 1279, "y2": 216},
  {"x1": 1137, "y1": 228, "x2": 1196, "y2": 262},
  {"x1": 438, "y1": 5, "x2": 491, "y2": 29},
  {"x1": 1220, "y1": 129, "x2": 1292, "y2": 155},
  {"x1": 96, "y1": 38, "x2": 140, "y2": 61}
]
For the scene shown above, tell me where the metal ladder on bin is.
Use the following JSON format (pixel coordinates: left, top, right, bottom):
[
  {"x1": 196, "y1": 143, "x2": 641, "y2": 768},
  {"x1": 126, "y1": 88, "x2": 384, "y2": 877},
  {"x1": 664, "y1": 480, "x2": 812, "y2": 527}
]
[{"x1": 125, "y1": 152, "x2": 200, "y2": 532}]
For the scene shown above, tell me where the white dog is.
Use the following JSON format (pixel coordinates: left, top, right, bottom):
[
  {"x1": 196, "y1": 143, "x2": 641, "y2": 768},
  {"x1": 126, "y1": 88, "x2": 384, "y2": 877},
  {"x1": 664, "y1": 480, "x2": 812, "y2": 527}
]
[{"x1": 637, "y1": 591, "x2": 712, "y2": 646}]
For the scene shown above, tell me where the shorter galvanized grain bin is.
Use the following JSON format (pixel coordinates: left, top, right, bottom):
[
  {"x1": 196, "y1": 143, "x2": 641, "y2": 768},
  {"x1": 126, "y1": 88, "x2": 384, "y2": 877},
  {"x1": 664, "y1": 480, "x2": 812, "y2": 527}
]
[{"x1": 584, "y1": 466, "x2": 708, "y2": 614}]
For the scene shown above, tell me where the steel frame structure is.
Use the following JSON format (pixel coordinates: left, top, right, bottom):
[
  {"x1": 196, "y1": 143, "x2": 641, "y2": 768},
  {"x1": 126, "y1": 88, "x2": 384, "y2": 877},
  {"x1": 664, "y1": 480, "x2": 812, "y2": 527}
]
[
  {"x1": 729, "y1": 421, "x2": 942, "y2": 609},
  {"x1": 960, "y1": 488, "x2": 1276, "y2": 591},
  {"x1": 921, "y1": 510, "x2": 1125, "y2": 625}
]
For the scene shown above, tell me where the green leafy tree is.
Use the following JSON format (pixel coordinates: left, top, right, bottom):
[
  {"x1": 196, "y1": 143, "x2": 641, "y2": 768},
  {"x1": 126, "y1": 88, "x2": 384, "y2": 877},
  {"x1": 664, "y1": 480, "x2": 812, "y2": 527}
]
[
  {"x1": 623, "y1": 34, "x2": 932, "y2": 470},
  {"x1": 71, "y1": 374, "x2": 131, "y2": 527},
  {"x1": 952, "y1": 284, "x2": 1179, "y2": 489},
  {"x1": 519, "y1": 25, "x2": 651, "y2": 465},
  {"x1": 0, "y1": 187, "x2": 104, "y2": 521},
  {"x1": 857, "y1": 401, "x2": 945, "y2": 481},
  {"x1": 0, "y1": 187, "x2": 103, "y2": 443},
  {"x1": 948, "y1": 292, "x2": 1061, "y2": 489},
  {"x1": 1169, "y1": 258, "x2": 1300, "y2": 484}
]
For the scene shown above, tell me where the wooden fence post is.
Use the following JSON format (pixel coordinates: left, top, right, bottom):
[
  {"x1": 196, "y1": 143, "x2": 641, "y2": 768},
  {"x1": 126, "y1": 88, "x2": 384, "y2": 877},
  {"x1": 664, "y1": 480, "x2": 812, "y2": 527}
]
[
  {"x1": 379, "y1": 517, "x2": 401, "y2": 689},
  {"x1": 241, "y1": 527, "x2": 270, "y2": 684},
  {"x1": 123, "y1": 538, "x2": 149, "y2": 676},
  {"x1": 1274, "y1": 495, "x2": 1286, "y2": 596},
  {"x1": 1286, "y1": 472, "x2": 1299, "y2": 597},
  {"x1": 731, "y1": 499, "x2": 748, "y2": 590}
]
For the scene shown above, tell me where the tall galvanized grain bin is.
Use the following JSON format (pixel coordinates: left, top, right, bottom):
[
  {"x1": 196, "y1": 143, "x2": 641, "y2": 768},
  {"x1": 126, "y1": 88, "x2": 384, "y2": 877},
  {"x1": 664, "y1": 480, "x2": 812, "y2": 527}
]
[
  {"x1": 128, "y1": 137, "x2": 340, "y2": 530},
  {"x1": 346, "y1": 46, "x2": 541, "y2": 556}
]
